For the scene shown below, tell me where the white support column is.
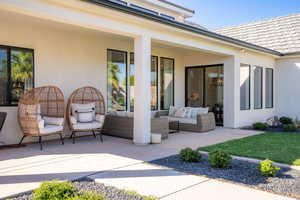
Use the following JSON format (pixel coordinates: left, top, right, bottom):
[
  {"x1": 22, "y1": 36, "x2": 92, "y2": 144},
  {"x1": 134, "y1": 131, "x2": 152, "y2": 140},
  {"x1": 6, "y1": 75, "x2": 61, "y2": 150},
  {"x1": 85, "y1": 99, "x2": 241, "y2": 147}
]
[
  {"x1": 223, "y1": 55, "x2": 240, "y2": 128},
  {"x1": 133, "y1": 35, "x2": 151, "y2": 144}
]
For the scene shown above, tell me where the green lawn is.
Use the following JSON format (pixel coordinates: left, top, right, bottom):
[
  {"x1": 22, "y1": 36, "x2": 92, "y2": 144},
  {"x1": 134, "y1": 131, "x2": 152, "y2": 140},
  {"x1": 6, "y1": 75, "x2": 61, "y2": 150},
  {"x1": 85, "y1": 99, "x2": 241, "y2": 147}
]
[{"x1": 198, "y1": 132, "x2": 300, "y2": 165}]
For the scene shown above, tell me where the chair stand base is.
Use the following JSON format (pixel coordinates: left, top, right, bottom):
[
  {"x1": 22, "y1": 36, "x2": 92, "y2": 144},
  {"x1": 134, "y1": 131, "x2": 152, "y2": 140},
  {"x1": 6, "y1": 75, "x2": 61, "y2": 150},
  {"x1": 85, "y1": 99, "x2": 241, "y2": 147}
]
[{"x1": 70, "y1": 130, "x2": 103, "y2": 144}]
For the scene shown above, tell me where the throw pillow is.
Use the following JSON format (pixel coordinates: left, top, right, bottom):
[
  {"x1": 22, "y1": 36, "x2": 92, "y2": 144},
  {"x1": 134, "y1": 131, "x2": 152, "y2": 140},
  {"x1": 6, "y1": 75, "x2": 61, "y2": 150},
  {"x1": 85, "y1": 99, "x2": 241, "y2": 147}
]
[
  {"x1": 174, "y1": 108, "x2": 186, "y2": 118},
  {"x1": 169, "y1": 106, "x2": 178, "y2": 117},
  {"x1": 77, "y1": 110, "x2": 94, "y2": 123},
  {"x1": 71, "y1": 102, "x2": 96, "y2": 120}
]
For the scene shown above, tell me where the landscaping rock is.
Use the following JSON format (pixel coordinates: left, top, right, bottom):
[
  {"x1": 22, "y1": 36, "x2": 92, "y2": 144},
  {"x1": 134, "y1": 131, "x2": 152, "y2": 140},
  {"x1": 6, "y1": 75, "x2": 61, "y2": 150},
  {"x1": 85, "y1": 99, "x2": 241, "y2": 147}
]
[{"x1": 150, "y1": 154, "x2": 300, "y2": 199}]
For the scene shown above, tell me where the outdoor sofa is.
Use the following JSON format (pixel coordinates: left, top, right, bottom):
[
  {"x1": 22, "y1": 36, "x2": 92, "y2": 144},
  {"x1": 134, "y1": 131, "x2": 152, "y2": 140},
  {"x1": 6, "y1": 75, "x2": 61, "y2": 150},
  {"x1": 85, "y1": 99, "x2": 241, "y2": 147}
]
[
  {"x1": 157, "y1": 108, "x2": 216, "y2": 133},
  {"x1": 101, "y1": 112, "x2": 169, "y2": 140}
]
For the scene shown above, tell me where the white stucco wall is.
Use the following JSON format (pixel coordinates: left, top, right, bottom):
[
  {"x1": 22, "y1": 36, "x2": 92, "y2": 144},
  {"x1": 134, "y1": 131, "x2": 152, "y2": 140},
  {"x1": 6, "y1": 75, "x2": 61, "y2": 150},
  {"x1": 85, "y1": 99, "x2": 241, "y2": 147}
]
[
  {"x1": 276, "y1": 57, "x2": 300, "y2": 119},
  {"x1": 0, "y1": 13, "x2": 185, "y2": 144}
]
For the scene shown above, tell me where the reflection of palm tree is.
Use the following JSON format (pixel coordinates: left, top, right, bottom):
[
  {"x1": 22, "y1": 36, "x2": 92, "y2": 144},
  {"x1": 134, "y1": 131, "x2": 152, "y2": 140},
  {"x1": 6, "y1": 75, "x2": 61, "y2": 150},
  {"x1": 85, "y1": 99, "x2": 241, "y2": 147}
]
[
  {"x1": 108, "y1": 62, "x2": 126, "y2": 110},
  {"x1": 11, "y1": 51, "x2": 33, "y2": 101}
]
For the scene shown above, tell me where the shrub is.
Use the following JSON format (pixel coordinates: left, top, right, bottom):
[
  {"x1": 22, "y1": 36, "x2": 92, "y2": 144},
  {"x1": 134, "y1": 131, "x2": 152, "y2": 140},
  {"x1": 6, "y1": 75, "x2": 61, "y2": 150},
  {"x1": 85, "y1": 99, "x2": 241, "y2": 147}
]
[
  {"x1": 280, "y1": 116, "x2": 293, "y2": 125},
  {"x1": 293, "y1": 159, "x2": 300, "y2": 166},
  {"x1": 179, "y1": 148, "x2": 201, "y2": 162},
  {"x1": 208, "y1": 150, "x2": 232, "y2": 168},
  {"x1": 258, "y1": 159, "x2": 280, "y2": 177},
  {"x1": 252, "y1": 122, "x2": 269, "y2": 131},
  {"x1": 68, "y1": 191, "x2": 105, "y2": 200},
  {"x1": 32, "y1": 180, "x2": 76, "y2": 200},
  {"x1": 283, "y1": 124, "x2": 297, "y2": 132}
]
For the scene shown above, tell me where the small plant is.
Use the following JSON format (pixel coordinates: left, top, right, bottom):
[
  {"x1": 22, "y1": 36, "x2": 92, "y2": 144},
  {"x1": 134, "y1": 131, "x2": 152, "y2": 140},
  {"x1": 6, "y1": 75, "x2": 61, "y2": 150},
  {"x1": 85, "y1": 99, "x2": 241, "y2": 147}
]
[
  {"x1": 68, "y1": 191, "x2": 105, "y2": 200},
  {"x1": 280, "y1": 116, "x2": 293, "y2": 125},
  {"x1": 283, "y1": 124, "x2": 297, "y2": 132},
  {"x1": 252, "y1": 122, "x2": 269, "y2": 131},
  {"x1": 258, "y1": 159, "x2": 280, "y2": 177},
  {"x1": 293, "y1": 159, "x2": 300, "y2": 166},
  {"x1": 179, "y1": 148, "x2": 201, "y2": 162},
  {"x1": 32, "y1": 180, "x2": 76, "y2": 200},
  {"x1": 208, "y1": 150, "x2": 232, "y2": 168}
]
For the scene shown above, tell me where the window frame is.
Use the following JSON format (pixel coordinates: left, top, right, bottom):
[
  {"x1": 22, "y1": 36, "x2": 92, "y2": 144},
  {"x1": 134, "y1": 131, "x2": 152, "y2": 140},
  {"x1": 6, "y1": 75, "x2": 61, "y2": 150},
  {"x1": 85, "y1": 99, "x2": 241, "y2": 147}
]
[
  {"x1": 0, "y1": 45, "x2": 35, "y2": 107},
  {"x1": 265, "y1": 68, "x2": 274, "y2": 109},
  {"x1": 107, "y1": 48, "x2": 128, "y2": 111},
  {"x1": 253, "y1": 66, "x2": 263, "y2": 110},
  {"x1": 240, "y1": 64, "x2": 251, "y2": 111},
  {"x1": 160, "y1": 57, "x2": 175, "y2": 110}
]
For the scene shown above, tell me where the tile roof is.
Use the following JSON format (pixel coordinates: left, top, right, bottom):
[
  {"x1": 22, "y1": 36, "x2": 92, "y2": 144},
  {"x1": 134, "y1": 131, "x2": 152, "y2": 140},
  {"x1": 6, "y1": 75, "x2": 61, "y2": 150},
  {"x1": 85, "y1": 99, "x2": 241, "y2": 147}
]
[{"x1": 215, "y1": 13, "x2": 300, "y2": 54}]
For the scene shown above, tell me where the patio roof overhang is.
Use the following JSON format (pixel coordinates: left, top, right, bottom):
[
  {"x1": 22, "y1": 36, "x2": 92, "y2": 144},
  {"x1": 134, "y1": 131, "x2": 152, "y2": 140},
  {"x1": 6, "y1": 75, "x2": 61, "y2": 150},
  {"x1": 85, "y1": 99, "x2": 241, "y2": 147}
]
[{"x1": 84, "y1": 0, "x2": 283, "y2": 57}]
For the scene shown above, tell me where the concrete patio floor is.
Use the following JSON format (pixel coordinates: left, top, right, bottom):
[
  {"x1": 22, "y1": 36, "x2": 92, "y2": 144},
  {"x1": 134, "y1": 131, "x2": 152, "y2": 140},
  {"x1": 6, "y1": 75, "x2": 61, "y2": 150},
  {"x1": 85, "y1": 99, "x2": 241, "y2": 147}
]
[{"x1": 0, "y1": 128, "x2": 295, "y2": 200}]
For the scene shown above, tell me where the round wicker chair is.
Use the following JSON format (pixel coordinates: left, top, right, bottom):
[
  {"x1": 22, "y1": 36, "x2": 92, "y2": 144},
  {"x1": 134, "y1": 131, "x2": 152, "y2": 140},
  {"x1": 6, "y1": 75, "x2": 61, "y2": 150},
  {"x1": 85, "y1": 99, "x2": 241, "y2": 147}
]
[
  {"x1": 18, "y1": 86, "x2": 65, "y2": 150},
  {"x1": 67, "y1": 86, "x2": 106, "y2": 143}
]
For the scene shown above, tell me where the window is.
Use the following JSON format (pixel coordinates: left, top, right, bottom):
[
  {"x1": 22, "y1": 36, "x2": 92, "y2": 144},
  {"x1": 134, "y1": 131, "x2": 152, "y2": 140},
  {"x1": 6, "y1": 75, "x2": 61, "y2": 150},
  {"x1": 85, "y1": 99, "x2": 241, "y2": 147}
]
[
  {"x1": 160, "y1": 14, "x2": 175, "y2": 20},
  {"x1": 129, "y1": 53, "x2": 158, "y2": 111},
  {"x1": 265, "y1": 68, "x2": 273, "y2": 108},
  {"x1": 240, "y1": 64, "x2": 251, "y2": 110},
  {"x1": 254, "y1": 66, "x2": 263, "y2": 109},
  {"x1": 0, "y1": 46, "x2": 34, "y2": 106},
  {"x1": 160, "y1": 57, "x2": 174, "y2": 110},
  {"x1": 107, "y1": 49, "x2": 127, "y2": 111}
]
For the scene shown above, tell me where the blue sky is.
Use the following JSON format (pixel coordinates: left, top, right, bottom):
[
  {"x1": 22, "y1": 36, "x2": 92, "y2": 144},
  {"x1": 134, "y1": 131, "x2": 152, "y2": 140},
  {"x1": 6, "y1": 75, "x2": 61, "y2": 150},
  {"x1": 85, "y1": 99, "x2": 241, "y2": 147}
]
[{"x1": 168, "y1": 0, "x2": 300, "y2": 30}]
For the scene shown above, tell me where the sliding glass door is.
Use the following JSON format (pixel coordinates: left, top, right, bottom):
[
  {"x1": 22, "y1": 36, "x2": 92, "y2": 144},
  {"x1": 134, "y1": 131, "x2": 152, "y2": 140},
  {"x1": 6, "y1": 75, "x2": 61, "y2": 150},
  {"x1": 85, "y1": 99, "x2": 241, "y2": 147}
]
[{"x1": 186, "y1": 65, "x2": 224, "y2": 125}]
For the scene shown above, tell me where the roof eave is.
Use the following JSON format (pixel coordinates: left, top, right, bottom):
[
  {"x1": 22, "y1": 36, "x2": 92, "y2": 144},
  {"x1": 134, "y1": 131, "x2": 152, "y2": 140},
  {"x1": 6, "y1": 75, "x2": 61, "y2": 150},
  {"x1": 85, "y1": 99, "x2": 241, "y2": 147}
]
[{"x1": 83, "y1": 0, "x2": 283, "y2": 56}]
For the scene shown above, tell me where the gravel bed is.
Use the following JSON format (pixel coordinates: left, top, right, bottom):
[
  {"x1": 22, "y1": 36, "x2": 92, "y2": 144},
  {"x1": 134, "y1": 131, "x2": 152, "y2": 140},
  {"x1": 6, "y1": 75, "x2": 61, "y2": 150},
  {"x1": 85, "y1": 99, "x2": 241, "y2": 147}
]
[
  {"x1": 150, "y1": 154, "x2": 300, "y2": 199},
  {"x1": 9, "y1": 178, "x2": 153, "y2": 200}
]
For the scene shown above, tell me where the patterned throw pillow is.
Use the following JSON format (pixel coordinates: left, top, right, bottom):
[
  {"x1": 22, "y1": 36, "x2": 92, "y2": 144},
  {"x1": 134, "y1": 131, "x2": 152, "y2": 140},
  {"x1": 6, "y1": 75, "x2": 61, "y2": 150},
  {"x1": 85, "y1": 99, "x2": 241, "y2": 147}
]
[
  {"x1": 169, "y1": 106, "x2": 178, "y2": 117},
  {"x1": 174, "y1": 107, "x2": 187, "y2": 118}
]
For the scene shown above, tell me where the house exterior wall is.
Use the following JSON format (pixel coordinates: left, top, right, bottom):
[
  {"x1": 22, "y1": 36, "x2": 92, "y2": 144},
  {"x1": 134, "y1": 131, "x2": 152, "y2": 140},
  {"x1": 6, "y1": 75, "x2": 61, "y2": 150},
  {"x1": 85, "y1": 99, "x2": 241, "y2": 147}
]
[
  {"x1": 0, "y1": 14, "x2": 185, "y2": 144},
  {"x1": 275, "y1": 57, "x2": 300, "y2": 119},
  {"x1": 184, "y1": 51, "x2": 276, "y2": 127}
]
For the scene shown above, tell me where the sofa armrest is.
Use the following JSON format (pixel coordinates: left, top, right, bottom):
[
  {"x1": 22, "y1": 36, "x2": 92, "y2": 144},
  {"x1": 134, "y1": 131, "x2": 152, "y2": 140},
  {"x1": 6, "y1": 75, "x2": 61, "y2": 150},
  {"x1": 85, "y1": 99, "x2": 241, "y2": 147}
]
[
  {"x1": 196, "y1": 112, "x2": 216, "y2": 131},
  {"x1": 157, "y1": 110, "x2": 169, "y2": 117}
]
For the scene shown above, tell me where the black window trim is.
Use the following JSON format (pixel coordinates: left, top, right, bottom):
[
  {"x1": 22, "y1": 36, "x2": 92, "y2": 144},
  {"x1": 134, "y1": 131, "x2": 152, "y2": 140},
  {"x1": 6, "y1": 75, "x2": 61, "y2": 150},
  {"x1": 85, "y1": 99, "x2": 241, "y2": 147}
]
[
  {"x1": 254, "y1": 66, "x2": 263, "y2": 110},
  {"x1": 265, "y1": 67, "x2": 274, "y2": 109},
  {"x1": 160, "y1": 57, "x2": 175, "y2": 111},
  {"x1": 107, "y1": 48, "x2": 128, "y2": 111},
  {"x1": 0, "y1": 45, "x2": 35, "y2": 107},
  {"x1": 240, "y1": 64, "x2": 251, "y2": 111}
]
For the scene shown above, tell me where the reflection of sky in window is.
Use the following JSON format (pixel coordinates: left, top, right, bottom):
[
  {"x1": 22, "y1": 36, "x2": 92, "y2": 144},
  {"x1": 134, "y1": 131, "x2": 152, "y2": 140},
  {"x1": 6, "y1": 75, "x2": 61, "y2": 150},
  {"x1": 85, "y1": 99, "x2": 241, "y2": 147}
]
[
  {"x1": 0, "y1": 50, "x2": 7, "y2": 71},
  {"x1": 116, "y1": 62, "x2": 126, "y2": 86}
]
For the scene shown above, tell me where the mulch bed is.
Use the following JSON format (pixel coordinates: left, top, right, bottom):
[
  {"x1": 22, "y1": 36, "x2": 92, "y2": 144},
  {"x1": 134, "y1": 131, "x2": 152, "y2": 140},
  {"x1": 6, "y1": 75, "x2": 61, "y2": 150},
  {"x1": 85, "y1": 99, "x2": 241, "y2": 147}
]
[
  {"x1": 8, "y1": 178, "x2": 153, "y2": 200},
  {"x1": 150, "y1": 154, "x2": 300, "y2": 199}
]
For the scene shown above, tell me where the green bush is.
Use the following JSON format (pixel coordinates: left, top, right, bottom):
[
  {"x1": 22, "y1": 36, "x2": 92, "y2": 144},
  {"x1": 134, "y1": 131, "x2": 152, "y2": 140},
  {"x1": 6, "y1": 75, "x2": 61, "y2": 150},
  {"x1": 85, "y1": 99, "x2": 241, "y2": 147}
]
[
  {"x1": 252, "y1": 122, "x2": 269, "y2": 131},
  {"x1": 258, "y1": 159, "x2": 280, "y2": 177},
  {"x1": 208, "y1": 150, "x2": 232, "y2": 168},
  {"x1": 32, "y1": 180, "x2": 76, "y2": 200},
  {"x1": 179, "y1": 148, "x2": 201, "y2": 162},
  {"x1": 293, "y1": 159, "x2": 300, "y2": 166},
  {"x1": 68, "y1": 191, "x2": 105, "y2": 200},
  {"x1": 280, "y1": 116, "x2": 293, "y2": 125},
  {"x1": 283, "y1": 124, "x2": 297, "y2": 132}
]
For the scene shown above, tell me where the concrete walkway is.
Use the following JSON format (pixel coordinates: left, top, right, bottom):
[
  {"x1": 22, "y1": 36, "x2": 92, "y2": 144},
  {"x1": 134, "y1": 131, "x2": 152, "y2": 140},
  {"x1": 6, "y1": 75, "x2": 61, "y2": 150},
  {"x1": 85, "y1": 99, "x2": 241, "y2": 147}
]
[{"x1": 0, "y1": 128, "x2": 295, "y2": 199}]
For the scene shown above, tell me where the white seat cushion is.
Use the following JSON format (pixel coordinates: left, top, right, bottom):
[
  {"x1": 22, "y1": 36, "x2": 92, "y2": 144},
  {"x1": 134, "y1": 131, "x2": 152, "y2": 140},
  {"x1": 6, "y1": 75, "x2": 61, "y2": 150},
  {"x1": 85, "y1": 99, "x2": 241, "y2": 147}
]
[
  {"x1": 161, "y1": 116, "x2": 197, "y2": 124},
  {"x1": 73, "y1": 121, "x2": 103, "y2": 130},
  {"x1": 39, "y1": 125, "x2": 63, "y2": 134},
  {"x1": 43, "y1": 117, "x2": 64, "y2": 126}
]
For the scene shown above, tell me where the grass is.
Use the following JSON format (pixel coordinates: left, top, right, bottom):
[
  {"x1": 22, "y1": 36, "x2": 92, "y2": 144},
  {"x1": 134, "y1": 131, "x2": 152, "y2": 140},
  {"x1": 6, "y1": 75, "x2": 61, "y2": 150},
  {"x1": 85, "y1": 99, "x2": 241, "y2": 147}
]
[{"x1": 198, "y1": 132, "x2": 300, "y2": 165}]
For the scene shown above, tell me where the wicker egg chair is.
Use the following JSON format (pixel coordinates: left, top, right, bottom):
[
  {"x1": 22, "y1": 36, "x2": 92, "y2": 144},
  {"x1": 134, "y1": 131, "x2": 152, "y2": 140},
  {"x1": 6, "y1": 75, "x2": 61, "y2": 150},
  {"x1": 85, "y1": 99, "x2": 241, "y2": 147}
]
[
  {"x1": 67, "y1": 86, "x2": 106, "y2": 144},
  {"x1": 18, "y1": 86, "x2": 65, "y2": 150}
]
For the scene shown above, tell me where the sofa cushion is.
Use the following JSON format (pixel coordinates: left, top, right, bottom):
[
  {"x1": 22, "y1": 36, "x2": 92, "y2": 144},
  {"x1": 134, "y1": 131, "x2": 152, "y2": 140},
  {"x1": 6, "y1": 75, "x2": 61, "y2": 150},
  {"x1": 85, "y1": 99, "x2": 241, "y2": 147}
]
[
  {"x1": 174, "y1": 108, "x2": 186, "y2": 118},
  {"x1": 40, "y1": 125, "x2": 63, "y2": 134},
  {"x1": 43, "y1": 117, "x2": 64, "y2": 126},
  {"x1": 168, "y1": 106, "x2": 179, "y2": 117},
  {"x1": 178, "y1": 117, "x2": 197, "y2": 124},
  {"x1": 73, "y1": 121, "x2": 103, "y2": 130}
]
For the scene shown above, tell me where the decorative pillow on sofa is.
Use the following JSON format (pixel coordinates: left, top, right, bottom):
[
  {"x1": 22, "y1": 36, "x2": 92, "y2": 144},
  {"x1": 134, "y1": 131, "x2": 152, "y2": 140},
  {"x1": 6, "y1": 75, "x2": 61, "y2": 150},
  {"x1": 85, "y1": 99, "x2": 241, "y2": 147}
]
[
  {"x1": 174, "y1": 108, "x2": 187, "y2": 118},
  {"x1": 190, "y1": 107, "x2": 209, "y2": 119},
  {"x1": 71, "y1": 103, "x2": 96, "y2": 120},
  {"x1": 168, "y1": 106, "x2": 179, "y2": 117}
]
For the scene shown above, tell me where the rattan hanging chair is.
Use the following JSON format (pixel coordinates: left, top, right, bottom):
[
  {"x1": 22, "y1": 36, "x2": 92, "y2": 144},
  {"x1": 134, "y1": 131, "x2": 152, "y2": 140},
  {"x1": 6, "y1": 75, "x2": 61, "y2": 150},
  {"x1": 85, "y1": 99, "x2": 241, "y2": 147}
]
[
  {"x1": 18, "y1": 86, "x2": 65, "y2": 150},
  {"x1": 67, "y1": 86, "x2": 106, "y2": 144}
]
